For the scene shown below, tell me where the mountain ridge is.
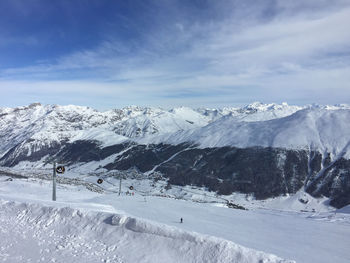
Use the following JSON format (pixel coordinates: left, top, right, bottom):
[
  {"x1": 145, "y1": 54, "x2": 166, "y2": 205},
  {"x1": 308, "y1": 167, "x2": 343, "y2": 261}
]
[{"x1": 2, "y1": 101, "x2": 349, "y2": 156}]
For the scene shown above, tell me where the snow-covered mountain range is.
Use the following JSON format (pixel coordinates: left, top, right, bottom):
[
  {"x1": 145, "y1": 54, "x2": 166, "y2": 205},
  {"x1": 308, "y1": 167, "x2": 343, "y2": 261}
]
[
  {"x1": 0, "y1": 102, "x2": 301, "y2": 151},
  {"x1": 1, "y1": 102, "x2": 350, "y2": 208},
  {"x1": 147, "y1": 107, "x2": 350, "y2": 158},
  {"x1": 1, "y1": 102, "x2": 349, "y2": 156}
]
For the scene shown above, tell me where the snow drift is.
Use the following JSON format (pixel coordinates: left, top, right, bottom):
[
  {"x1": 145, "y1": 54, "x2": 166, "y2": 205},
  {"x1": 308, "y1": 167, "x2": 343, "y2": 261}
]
[{"x1": 0, "y1": 199, "x2": 294, "y2": 263}]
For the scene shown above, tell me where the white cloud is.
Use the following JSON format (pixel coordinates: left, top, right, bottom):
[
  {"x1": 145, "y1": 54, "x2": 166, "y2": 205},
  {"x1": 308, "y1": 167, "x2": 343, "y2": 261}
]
[{"x1": 1, "y1": 0, "x2": 350, "y2": 108}]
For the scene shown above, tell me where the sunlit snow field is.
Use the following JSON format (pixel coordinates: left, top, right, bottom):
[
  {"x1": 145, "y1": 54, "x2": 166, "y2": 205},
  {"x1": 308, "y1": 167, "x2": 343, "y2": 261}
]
[{"x1": 0, "y1": 172, "x2": 349, "y2": 263}]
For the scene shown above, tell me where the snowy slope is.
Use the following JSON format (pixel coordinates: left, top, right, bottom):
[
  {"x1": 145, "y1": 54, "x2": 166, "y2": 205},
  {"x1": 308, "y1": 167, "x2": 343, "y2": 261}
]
[
  {"x1": 0, "y1": 199, "x2": 293, "y2": 263},
  {"x1": 1, "y1": 175, "x2": 350, "y2": 263},
  {"x1": 0, "y1": 103, "x2": 113, "y2": 157},
  {"x1": 337, "y1": 205, "x2": 350, "y2": 214},
  {"x1": 145, "y1": 108, "x2": 350, "y2": 158},
  {"x1": 111, "y1": 106, "x2": 210, "y2": 138}
]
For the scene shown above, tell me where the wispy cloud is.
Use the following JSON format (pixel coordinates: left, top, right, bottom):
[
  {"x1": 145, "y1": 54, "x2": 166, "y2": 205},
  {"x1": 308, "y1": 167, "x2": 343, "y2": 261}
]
[{"x1": 0, "y1": 0, "x2": 349, "y2": 108}]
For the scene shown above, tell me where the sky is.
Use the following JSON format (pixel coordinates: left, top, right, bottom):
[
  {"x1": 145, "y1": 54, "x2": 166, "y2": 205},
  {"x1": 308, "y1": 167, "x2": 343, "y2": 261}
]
[{"x1": 0, "y1": 0, "x2": 350, "y2": 110}]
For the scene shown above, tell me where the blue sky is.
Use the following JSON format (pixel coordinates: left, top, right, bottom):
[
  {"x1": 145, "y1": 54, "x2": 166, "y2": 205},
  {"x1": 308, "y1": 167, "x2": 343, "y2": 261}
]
[{"x1": 0, "y1": 0, "x2": 350, "y2": 110}]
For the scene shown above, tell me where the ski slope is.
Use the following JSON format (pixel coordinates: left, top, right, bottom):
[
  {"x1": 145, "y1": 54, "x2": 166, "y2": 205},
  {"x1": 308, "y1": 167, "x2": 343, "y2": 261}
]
[{"x1": 1, "y1": 174, "x2": 350, "y2": 263}]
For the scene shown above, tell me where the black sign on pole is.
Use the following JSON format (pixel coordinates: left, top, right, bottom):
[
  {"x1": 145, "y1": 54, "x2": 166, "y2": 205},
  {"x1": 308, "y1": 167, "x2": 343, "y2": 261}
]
[{"x1": 56, "y1": 166, "x2": 65, "y2": 174}]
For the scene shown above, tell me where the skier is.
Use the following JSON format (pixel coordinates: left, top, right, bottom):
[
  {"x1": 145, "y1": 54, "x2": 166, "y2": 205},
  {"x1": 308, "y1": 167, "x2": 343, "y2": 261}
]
[{"x1": 180, "y1": 217, "x2": 183, "y2": 223}]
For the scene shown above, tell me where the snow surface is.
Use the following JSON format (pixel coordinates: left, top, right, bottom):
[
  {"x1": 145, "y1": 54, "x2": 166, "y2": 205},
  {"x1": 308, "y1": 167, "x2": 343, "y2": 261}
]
[
  {"x1": 337, "y1": 205, "x2": 350, "y2": 214},
  {"x1": 69, "y1": 128, "x2": 129, "y2": 147},
  {"x1": 1, "y1": 200, "x2": 295, "y2": 263},
  {"x1": 1, "y1": 173, "x2": 349, "y2": 263},
  {"x1": 0, "y1": 177, "x2": 293, "y2": 263}
]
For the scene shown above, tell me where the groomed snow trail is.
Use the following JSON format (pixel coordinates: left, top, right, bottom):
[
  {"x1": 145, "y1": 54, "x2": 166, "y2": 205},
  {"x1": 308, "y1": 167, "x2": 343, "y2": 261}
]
[{"x1": 0, "y1": 200, "x2": 293, "y2": 263}]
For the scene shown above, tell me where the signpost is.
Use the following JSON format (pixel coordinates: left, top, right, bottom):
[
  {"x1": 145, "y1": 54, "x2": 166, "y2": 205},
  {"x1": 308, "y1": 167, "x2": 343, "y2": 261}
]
[
  {"x1": 96, "y1": 173, "x2": 123, "y2": 196},
  {"x1": 52, "y1": 162, "x2": 56, "y2": 201},
  {"x1": 119, "y1": 177, "x2": 122, "y2": 196},
  {"x1": 52, "y1": 162, "x2": 65, "y2": 201}
]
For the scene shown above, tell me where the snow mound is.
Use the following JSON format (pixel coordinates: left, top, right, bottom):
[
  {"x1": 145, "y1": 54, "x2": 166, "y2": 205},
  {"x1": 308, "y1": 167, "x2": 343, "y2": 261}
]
[{"x1": 0, "y1": 199, "x2": 294, "y2": 263}]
